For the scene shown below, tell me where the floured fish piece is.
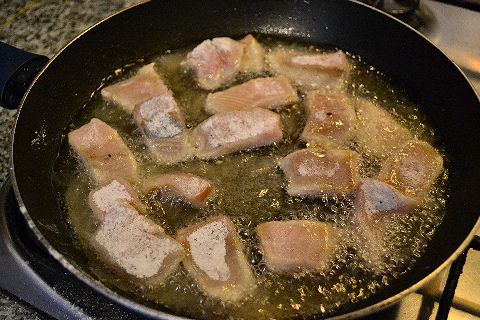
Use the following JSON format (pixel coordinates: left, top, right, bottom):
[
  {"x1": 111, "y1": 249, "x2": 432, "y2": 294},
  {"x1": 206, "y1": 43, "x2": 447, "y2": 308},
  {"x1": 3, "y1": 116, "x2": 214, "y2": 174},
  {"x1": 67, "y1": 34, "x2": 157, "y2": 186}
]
[
  {"x1": 101, "y1": 63, "x2": 168, "y2": 114},
  {"x1": 192, "y1": 108, "x2": 283, "y2": 159},
  {"x1": 300, "y1": 92, "x2": 356, "y2": 148},
  {"x1": 256, "y1": 220, "x2": 337, "y2": 274},
  {"x1": 355, "y1": 99, "x2": 412, "y2": 159},
  {"x1": 353, "y1": 179, "x2": 419, "y2": 226},
  {"x1": 92, "y1": 202, "x2": 185, "y2": 283},
  {"x1": 68, "y1": 118, "x2": 137, "y2": 184},
  {"x1": 352, "y1": 179, "x2": 419, "y2": 264},
  {"x1": 134, "y1": 93, "x2": 184, "y2": 138},
  {"x1": 133, "y1": 92, "x2": 193, "y2": 164},
  {"x1": 181, "y1": 37, "x2": 245, "y2": 90},
  {"x1": 176, "y1": 216, "x2": 255, "y2": 302},
  {"x1": 143, "y1": 173, "x2": 215, "y2": 207},
  {"x1": 266, "y1": 47, "x2": 349, "y2": 91},
  {"x1": 204, "y1": 76, "x2": 298, "y2": 114},
  {"x1": 279, "y1": 148, "x2": 361, "y2": 197},
  {"x1": 89, "y1": 178, "x2": 144, "y2": 220},
  {"x1": 378, "y1": 140, "x2": 444, "y2": 199},
  {"x1": 238, "y1": 34, "x2": 265, "y2": 73},
  {"x1": 289, "y1": 51, "x2": 348, "y2": 70}
]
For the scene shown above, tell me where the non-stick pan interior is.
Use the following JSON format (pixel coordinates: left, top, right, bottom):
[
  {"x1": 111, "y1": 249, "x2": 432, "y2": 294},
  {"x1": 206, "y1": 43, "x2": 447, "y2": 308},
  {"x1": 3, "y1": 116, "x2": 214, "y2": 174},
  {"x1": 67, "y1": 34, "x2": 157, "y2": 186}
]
[{"x1": 12, "y1": 0, "x2": 480, "y2": 318}]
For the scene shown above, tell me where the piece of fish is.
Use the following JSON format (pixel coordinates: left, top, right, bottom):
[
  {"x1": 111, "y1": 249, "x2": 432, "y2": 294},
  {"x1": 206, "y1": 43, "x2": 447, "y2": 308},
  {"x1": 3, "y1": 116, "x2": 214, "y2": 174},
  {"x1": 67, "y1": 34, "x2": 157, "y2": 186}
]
[
  {"x1": 88, "y1": 178, "x2": 144, "y2": 220},
  {"x1": 176, "y1": 216, "x2": 255, "y2": 302},
  {"x1": 181, "y1": 37, "x2": 245, "y2": 90},
  {"x1": 101, "y1": 63, "x2": 168, "y2": 114},
  {"x1": 300, "y1": 92, "x2": 356, "y2": 148},
  {"x1": 351, "y1": 179, "x2": 419, "y2": 264},
  {"x1": 378, "y1": 140, "x2": 444, "y2": 199},
  {"x1": 68, "y1": 118, "x2": 138, "y2": 184},
  {"x1": 238, "y1": 34, "x2": 265, "y2": 74},
  {"x1": 133, "y1": 92, "x2": 193, "y2": 164},
  {"x1": 355, "y1": 99, "x2": 412, "y2": 159},
  {"x1": 192, "y1": 108, "x2": 283, "y2": 159},
  {"x1": 278, "y1": 148, "x2": 361, "y2": 197},
  {"x1": 204, "y1": 76, "x2": 299, "y2": 114},
  {"x1": 92, "y1": 202, "x2": 185, "y2": 283},
  {"x1": 256, "y1": 220, "x2": 337, "y2": 274},
  {"x1": 266, "y1": 47, "x2": 349, "y2": 91},
  {"x1": 143, "y1": 173, "x2": 215, "y2": 207}
]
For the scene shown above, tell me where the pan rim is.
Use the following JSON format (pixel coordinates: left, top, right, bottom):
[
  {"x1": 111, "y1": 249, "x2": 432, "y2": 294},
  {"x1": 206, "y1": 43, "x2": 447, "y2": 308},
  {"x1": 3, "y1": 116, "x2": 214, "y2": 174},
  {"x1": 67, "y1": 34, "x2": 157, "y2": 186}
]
[{"x1": 9, "y1": 0, "x2": 480, "y2": 319}]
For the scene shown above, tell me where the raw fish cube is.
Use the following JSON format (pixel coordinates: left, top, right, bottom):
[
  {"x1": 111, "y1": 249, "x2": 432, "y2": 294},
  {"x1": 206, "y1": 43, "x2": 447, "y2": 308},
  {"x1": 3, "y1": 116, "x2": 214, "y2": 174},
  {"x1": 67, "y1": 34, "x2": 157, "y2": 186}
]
[
  {"x1": 101, "y1": 63, "x2": 168, "y2": 114},
  {"x1": 92, "y1": 202, "x2": 185, "y2": 283},
  {"x1": 266, "y1": 47, "x2": 349, "y2": 91},
  {"x1": 181, "y1": 37, "x2": 245, "y2": 90},
  {"x1": 133, "y1": 93, "x2": 193, "y2": 164},
  {"x1": 256, "y1": 220, "x2": 337, "y2": 274},
  {"x1": 143, "y1": 173, "x2": 215, "y2": 207},
  {"x1": 352, "y1": 179, "x2": 419, "y2": 263},
  {"x1": 134, "y1": 93, "x2": 185, "y2": 139},
  {"x1": 205, "y1": 76, "x2": 298, "y2": 114},
  {"x1": 353, "y1": 178, "x2": 419, "y2": 222},
  {"x1": 279, "y1": 148, "x2": 361, "y2": 197},
  {"x1": 238, "y1": 34, "x2": 265, "y2": 73},
  {"x1": 378, "y1": 140, "x2": 444, "y2": 199},
  {"x1": 89, "y1": 178, "x2": 144, "y2": 220},
  {"x1": 300, "y1": 92, "x2": 356, "y2": 148},
  {"x1": 176, "y1": 216, "x2": 255, "y2": 302},
  {"x1": 192, "y1": 108, "x2": 283, "y2": 159},
  {"x1": 68, "y1": 118, "x2": 138, "y2": 184},
  {"x1": 289, "y1": 51, "x2": 349, "y2": 71},
  {"x1": 355, "y1": 99, "x2": 412, "y2": 159}
]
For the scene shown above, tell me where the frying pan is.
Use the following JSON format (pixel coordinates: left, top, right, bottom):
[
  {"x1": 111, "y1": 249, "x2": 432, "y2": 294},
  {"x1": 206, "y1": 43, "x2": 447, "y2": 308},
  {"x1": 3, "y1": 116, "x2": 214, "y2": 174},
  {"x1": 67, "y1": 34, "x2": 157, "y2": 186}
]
[{"x1": 1, "y1": 0, "x2": 480, "y2": 319}]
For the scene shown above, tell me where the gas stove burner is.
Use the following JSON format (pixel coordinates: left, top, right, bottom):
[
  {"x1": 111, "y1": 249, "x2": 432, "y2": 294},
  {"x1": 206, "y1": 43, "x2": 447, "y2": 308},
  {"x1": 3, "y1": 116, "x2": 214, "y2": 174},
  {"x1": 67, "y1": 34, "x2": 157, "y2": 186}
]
[
  {"x1": 361, "y1": 0, "x2": 435, "y2": 29},
  {"x1": 403, "y1": 5, "x2": 432, "y2": 29},
  {"x1": 380, "y1": 0, "x2": 420, "y2": 20}
]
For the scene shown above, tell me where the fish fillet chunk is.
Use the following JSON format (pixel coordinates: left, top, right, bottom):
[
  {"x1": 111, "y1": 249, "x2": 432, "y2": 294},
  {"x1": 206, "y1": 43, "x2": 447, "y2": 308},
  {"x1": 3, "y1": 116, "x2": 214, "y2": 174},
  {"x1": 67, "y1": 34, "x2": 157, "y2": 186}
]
[
  {"x1": 278, "y1": 148, "x2": 361, "y2": 197},
  {"x1": 267, "y1": 47, "x2": 349, "y2": 91},
  {"x1": 68, "y1": 118, "x2": 138, "y2": 184},
  {"x1": 352, "y1": 179, "x2": 419, "y2": 264},
  {"x1": 238, "y1": 34, "x2": 265, "y2": 73},
  {"x1": 133, "y1": 92, "x2": 193, "y2": 164},
  {"x1": 89, "y1": 178, "x2": 144, "y2": 220},
  {"x1": 192, "y1": 108, "x2": 283, "y2": 159},
  {"x1": 143, "y1": 173, "x2": 215, "y2": 207},
  {"x1": 176, "y1": 216, "x2": 255, "y2": 302},
  {"x1": 101, "y1": 63, "x2": 168, "y2": 114},
  {"x1": 256, "y1": 220, "x2": 337, "y2": 274},
  {"x1": 181, "y1": 37, "x2": 245, "y2": 90},
  {"x1": 92, "y1": 202, "x2": 185, "y2": 283},
  {"x1": 378, "y1": 140, "x2": 444, "y2": 199},
  {"x1": 205, "y1": 76, "x2": 299, "y2": 114},
  {"x1": 300, "y1": 92, "x2": 356, "y2": 148},
  {"x1": 355, "y1": 99, "x2": 412, "y2": 159}
]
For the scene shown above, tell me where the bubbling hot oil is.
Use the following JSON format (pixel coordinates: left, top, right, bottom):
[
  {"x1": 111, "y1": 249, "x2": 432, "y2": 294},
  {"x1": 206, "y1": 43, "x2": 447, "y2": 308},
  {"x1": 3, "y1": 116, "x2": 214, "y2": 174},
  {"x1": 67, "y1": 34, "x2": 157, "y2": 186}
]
[{"x1": 54, "y1": 37, "x2": 447, "y2": 319}]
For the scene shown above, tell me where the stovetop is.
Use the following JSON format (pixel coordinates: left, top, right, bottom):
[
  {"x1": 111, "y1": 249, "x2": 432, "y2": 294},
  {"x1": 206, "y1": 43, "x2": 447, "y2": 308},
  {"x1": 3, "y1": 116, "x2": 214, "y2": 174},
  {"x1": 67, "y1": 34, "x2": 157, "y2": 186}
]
[{"x1": 0, "y1": 1, "x2": 479, "y2": 319}]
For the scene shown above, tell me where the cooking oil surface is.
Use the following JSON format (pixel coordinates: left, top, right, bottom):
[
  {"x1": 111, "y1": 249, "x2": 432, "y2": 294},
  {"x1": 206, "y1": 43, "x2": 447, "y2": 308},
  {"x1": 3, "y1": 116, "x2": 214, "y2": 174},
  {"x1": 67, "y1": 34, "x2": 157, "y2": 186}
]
[{"x1": 54, "y1": 36, "x2": 447, "y2": 319}]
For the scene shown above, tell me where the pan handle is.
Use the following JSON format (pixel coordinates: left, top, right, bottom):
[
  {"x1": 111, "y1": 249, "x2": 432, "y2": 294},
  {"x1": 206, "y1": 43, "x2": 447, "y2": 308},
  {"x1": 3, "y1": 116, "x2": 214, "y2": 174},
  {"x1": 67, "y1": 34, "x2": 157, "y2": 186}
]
[{"x1": 0, "y1": 42, "x2": 48, "y2": 110}]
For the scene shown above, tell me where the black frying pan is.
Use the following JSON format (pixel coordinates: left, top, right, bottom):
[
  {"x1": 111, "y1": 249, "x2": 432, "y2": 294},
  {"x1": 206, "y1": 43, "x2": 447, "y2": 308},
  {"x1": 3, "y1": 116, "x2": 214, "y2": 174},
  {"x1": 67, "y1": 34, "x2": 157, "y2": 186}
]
[{"x1": 1, "y1": 0, "x2": 480, "y2": 319}]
